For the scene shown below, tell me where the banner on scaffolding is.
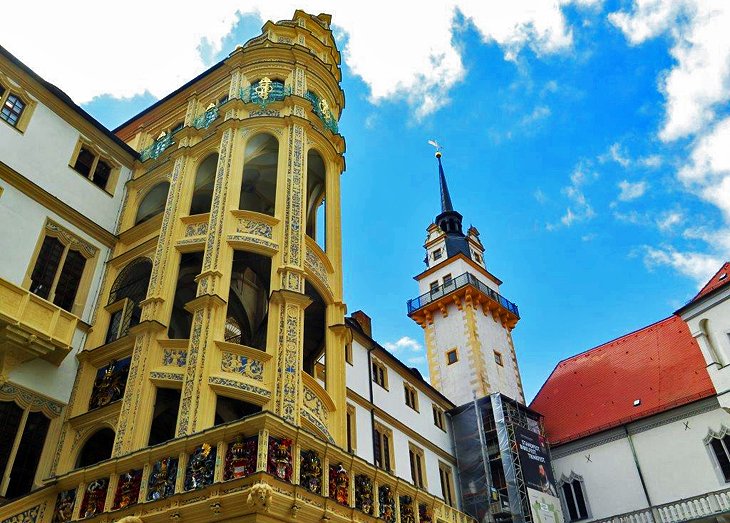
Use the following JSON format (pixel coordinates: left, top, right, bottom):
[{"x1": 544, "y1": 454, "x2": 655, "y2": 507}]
[{"x1": 515, "y1": 425, "x2": 564, "y2": 523}]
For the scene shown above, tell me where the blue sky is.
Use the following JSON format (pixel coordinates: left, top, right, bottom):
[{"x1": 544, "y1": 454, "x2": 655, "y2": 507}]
[{"x1": 9, "y1": 1, "x2": 730, "y2": 401}]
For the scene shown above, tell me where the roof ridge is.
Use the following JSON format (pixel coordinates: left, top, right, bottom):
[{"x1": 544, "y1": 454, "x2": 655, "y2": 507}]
[{"x1": 691, "y1": 261, "x2": 730, "y2": 302}]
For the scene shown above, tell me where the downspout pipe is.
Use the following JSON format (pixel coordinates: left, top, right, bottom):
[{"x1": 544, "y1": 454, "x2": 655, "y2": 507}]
[{"x1": 624, "y1": 425, "x2": 653, "y2": 508}]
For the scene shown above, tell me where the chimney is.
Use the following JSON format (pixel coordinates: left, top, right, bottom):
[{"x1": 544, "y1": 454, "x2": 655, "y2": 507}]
[{"x1": 350, "y1": 310, "x2": 372, "y2": 338}]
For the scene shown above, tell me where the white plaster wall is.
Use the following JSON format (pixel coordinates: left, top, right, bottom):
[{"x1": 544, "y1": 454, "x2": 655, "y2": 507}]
[
  {"x1": 551, "y1": 401, "x2": 730, "y2": 520},
  {"x1": 351, "y1": 401, "x2": 374, "y2": 463},
  {"x1": 473, "y1": 309, "x2": 522, "y2": 402},
  {"x1": 430, "y1": 302, "x2": 471, "y2": 405},
  {"x1": 0, "y1": 96, "x2": 130, "y2": 231},
  {"x1": 0, "y1": 184, "x2": 110, "y2": 403},
  {"x1": 347, "y1": 338, "x2": 372, "y2": 399},
  {"x1": 631, "y1": 406, "x2": 730, "y2": 504},
  {"x1": 551, "y1": 433, "x2": 649, "y2": 520},
  {"x1": 682, "y1": 289, "x2": 730, "y2": 402}
]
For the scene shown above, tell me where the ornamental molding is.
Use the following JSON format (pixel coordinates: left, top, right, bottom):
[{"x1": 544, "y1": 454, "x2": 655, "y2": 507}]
[
  {"x1": 0, "y1": 381, "x2": 64, "y2": 417},
  {"x1": 45, "y1": 219, "x2": 98, "y2": 258}
]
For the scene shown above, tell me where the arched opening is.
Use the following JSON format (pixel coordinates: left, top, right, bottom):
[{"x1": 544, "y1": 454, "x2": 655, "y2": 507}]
[
  {"x1": 239, "y1": 134, "x2": 278, "y2": 216},
  {"x1": 190, "y1": 153, "x2": 218, "y2": 215},
  {"x1": 226, "y1": 251, "x2": 271, "y2": 350},
  {"x1": 135, "y1": 181, "x2": 170, "y2": 225},
  {"x1": 106, "y1": 258, "x2": 152, "y2": 343},
  {"x1": 168, "y1": 252, "x2": 204, "y2": 339},
  {"x1": 148, "y1": 388, "x2": 181, "y2": 446},
  {"x1": 700, "y1": 319, "x2": 723, "y2": 365},
  {"x1": 214, "y1": 395, "x2": 262, "y2": 426},
  {"x1": 306, "y1": 150, "x2": 326, "y2": 250},
  {"x1": 303, "y1": 280, "x2": 326, "y2": 381},
  {"x1": 76, "y1": 428, "x2": 115, "y2": 469}
]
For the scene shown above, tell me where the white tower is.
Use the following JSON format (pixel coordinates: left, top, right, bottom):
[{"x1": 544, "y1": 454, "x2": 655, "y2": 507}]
[{"x1": 408, "y1": 151, "x2": 525, "y2": 405}]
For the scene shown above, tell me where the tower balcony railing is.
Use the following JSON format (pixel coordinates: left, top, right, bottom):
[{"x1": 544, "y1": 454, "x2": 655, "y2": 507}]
[
  {"x1": 407, "y1": 271, "x2": 519, "y2": 318},
  {"x1": 0, "y1": 411, "x2": 476, "y2": 523},
  {"x1": 139, "y1": 132, "x2": 174, "y2": 162}
]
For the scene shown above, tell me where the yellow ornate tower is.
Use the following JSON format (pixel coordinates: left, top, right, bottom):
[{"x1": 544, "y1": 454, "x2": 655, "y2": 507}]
[{"x1": 0, "y1": 12, "x2": 477, "y2": 523}]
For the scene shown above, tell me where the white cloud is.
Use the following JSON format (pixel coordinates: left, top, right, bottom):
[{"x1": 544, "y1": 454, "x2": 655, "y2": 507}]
[
  {"x1": 657, "y1": 210, "x2": 683, "y2": 231},
  {"x1": 617, "y1": 180, "x2": 647, "y2": 201},
  {"x1": 638, "y1": 154, "x2": 662, "y2": 168},
  {"x1": 603, "y1": 142, "x2": 631, "y2": 167},
  {"x1": 383, "y1": 336, "x2": 423, "y2": 354},
  {"x1": 2, "y1": 1, "x2": 596, "y2": 118},
  {"x1": 642, "y1": 246, "x2": 723, "y2": 287},
  {"x1": 520, "y1": 105, "x2": 552, "y2": 126},
  {"x1": 610, "y1": 1, "x2": 730, "y2": 141}
]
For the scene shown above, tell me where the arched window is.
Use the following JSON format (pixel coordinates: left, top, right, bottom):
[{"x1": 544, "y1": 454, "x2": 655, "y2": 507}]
[
  {"x1": 190, "y1": 153, "x2": 218, "y2": 215},
  {"x1": 168, "y1": 252, "x2": 203, "y2": 339},
  {"x1": 239, "y1": 134, "x2": 278, "y2": 216},
  {"x1": 303, "y1": 280, "x2": 326, "y2": 378},
  {"x1": 76, "y1": 428, "x2": 115, "y2": 468},
  {"x1": 135, "y1": 181, "x2": 170, "y2": 225},
  {"x1": 559, "y1": 473, "x2": 589, "y2": 521},
  {"x1": 306, "y1": 150, "x2": 326, "y2": 250},
  {"x1": 227, "y1": 251, "x2": 271, "y2": 350},
  {"x1": 106, "y1": 258, "x2": 152, "y2": 343}
]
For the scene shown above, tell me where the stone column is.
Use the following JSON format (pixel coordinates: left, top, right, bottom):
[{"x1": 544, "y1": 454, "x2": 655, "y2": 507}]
[{"x1": 176, "y1": 127, "x2": 238, "y2": 437}]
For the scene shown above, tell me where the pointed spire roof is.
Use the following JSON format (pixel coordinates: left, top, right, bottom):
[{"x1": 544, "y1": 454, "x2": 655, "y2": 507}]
[{"x1": 437, "y1": 152, "x2": 454, "y2": 213}]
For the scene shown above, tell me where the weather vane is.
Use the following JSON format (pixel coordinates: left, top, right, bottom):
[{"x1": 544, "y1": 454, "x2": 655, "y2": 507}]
[{"x1": 428, "y1": 139, "x2": 443, "y2": 158}]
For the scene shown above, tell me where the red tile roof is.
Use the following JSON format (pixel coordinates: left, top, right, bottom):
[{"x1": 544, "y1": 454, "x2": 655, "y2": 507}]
[
  {"x1": 691, "y1": 262, "x2": 730, "y2": 303},
  {"x1": 530, "y1": 315, "x2": 714, "y2": 446}
]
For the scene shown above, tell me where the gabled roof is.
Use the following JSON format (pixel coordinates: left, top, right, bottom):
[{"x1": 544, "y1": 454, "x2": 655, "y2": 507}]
[
  {"x1": 691, "y1": 262, "x2": 730, "y2": 304},
  {"x1": 530, "y1": 315, "x2": 714, "y2": 446}
]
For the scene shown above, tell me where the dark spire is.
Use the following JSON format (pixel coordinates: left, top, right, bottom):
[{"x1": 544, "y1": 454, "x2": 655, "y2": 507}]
[
  {"x1": 437, "y1": 152, "x2": 454, "y2": 212},
  {"x1": 433, "y1": 151, "x2": 470, "y2": 260}
]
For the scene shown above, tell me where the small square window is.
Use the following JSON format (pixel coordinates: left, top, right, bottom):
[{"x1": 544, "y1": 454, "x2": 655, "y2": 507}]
[
  {"x1": 446, "y1": 349, "x2": 458, "y2": 365},
  {"x1": 70, "y1": 141, "x2": 117, "y2": 192},
  {"x1": 430, "y1": 281, "x2": 439, "y2": 293},
  {"x1": 372, "y1": 360, "x2": 388, "y2": 389},
  {"x1": 433, "y1": 249, "x2": 442, "y2": 261},
  {"x1": 443, "y1": 274, "x2": 452, "y2": 286},
  {"x1": 494, "y1": 351, "x2": 503, "y2": 366},
  {"x1": 171, "y1": 121, "x2": 184, "y2": 134},
  {"x1": 432, "y1": 405, "x2": 445, "y2": 430},
  {"x1": 404, "y1": 384, "x2": 419, "y2": 411},
  {"x1": 1, "y1": 93, "x2": 25, "y2": 127}
]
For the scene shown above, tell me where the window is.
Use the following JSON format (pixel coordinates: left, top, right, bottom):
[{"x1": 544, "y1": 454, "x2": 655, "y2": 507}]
[
  {"x1": 0, "y1": 397, "x2": 54, "y2": 499},
  {"x1": 69, "y1": 141, "x2": 117, "y2": 192},
  {"x1": 373, "y1": 424, "x2": 393, "y2": 472},
  {"x1": 171, "y1": 121, "x2": 184, "y2": 134},
  {"x1": 433, "y1": 248, "x2": 442, "y2": 261},
  {"x1": 345, "y1": 342, "x2": 353, "y2": 365},
  {"x1": 1, "y1": 92, "x2": 25, "y2": 128},
  {"x1": 26, "y1": 220, "x2": 98, "y2": 315},
  {"x1": 404, "y1": 383, "x2": 419, "y2": 411},
  {"x1": 346, "y1": 404, "x2": 356, "y2": 453},
  {"x1": 494, "y1": 351, "x2": 503, "y2": 366},
  {"x1": 135, "y1": 181, "x2": 170, "y2": 225},
  {"x1": 240, "y1": 133, "x2": 279, "y2": 216},
  {"x1": 443, "y1": 274, "x2": 453, "y2": 287},
  {"x1": 561, "y1": 478, "x2": 589, "y2": 521},
  {"x1": 219, "y1": 94, "x2": 229, "y2": 105},
  {"x1": 473, "y1": 251, "x2": 482, "y2": 264},
  {"x1": 306, "y1": 149, "x2": 326, "y2": 250},
  {"x1": 148, "y1": 388, "x2": 181, "y2": 446},
  {"x1": 105, "y1": 258, "x2": 152, "y2": 343},
  {"x1": 409, "y1": 444, "x2": 426, "y2": 488},
  {"x1": 76, "y1": 428, "x2": 114, "y2": 469},
  {"x1": 372, "y1": 360, "x2": 388, "y2": 389},
  {"x1": 433, "y1": 405, "x2": 445, "y2": 430},
  {"x1": 710, "y1": 434, "x2": 730, "y2": 481},
  {"x1": 439, "y1": 462, "x2": 455, "y2": 506},
  {"x1": 430, "y1": 281, "x2": 439, "y2": 293},
  {"x1": 446, "y1": 349, "x2": 458, "y2": 365}
]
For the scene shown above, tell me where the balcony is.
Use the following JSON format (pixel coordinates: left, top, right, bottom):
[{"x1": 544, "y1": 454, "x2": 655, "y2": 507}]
[
  {"x1": 407, "y1": 272, "x2": 519, "y2": 318},
  {"x1": 0, "y1": 412, "x2": 476, "y2": 523},
  {"x1": 594, "y1": 487, "x2": 730, "y2": 523},
  {"x1": 0, "y1": 277, "x2": 79, "y2": 372}
]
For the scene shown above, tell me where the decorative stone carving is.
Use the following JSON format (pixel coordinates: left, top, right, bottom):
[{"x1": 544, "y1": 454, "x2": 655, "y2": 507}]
[
  {"x1": 52, "y1": 489, "x2": 76, "y2": 523},
  {"x1": 147, "y1": 457, "x2": 178, "y2": 501},
  {"x1": 113, "y1": 469, "x2": 143, "y2": 510},
  {"x1": 246, "y1": 482, "x2": 273, "y2": 512},
  {"x1": 354, "y1": 474, "x2": 373, "y2": 515},
  {"x1": 400, "y1": 495, "x2": 415, "y2": 523},
  {"x1": 221, "y1": 352, "x2": 264, "y2": 381},
  {"x1": 267, "y1": 436, "x2": 293, "y2": 482},
  {"x1": 419, "y1": 503, "x2": 432, "y2": 523},
  {"x1": 225, "y1": 434, "x2": 258, "y2": 480},
  {"x1": 299, "y1": 449, "x2": 322, "y2": 494},
  {"x1": 328, "y1": 463, "x2": 348, "y2": 505},
  {"x1": 185, "y1": 443, "x2": 216, "y2": 490},
  {"x1": 379, "y1": 485, "x2": 395, "y2": 523},
  {"x1": 80, "y1": 478, "x2": 108, "y2": 519},
  {"x1": 89, "y1": 358, "x2": 130, "y2": 409}
]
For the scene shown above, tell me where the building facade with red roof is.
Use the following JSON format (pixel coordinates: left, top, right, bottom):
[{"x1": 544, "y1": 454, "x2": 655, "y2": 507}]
[{"x1": 531, "y1": 262, "x2": 730, "y2": 523}]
